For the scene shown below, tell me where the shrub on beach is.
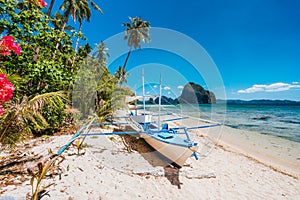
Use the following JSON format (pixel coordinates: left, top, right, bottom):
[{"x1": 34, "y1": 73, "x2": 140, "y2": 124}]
[
  {"x1": 0, "y1": 1, "x2": 134, "y2": 145},
  {"x1": 0, "y1": 1, "x2": 83, "y2": 144}
]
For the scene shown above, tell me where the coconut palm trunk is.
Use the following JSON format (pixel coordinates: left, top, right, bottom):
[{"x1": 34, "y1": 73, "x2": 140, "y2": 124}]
[
  {"x1": 123, "y1": 47, "x2": 132, "y2": 70},
  {"x1": 52, "y1": 9, "x2": 71, "y2": 59},
  {"x1": 71, "y1": 22, "x2": 83, "y2": 67},
  {"x1": 47, "y1": 0, "x2": 56, "y2": 16}
]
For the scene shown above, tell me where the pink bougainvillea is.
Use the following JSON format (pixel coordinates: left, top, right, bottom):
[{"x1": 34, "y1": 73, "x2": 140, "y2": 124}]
[
  {"x1": 0, "y1": 74, "x2": 14, "y2": 115},
  {"x1": 0, "y1": 36, "x2": 21, "y2": 56},
  {"x1": 0, "y1": 74, "x2": 14, "y2": 102},
  {"x1": 37, "y1": 0, "x2": 47, "y2": 8},
  {"x1": 0, "y1": 35, "x2": 19, "y2": 115}
]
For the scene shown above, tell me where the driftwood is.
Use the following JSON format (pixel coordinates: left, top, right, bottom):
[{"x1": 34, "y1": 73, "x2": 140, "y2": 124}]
[
  {"x1": 0, "y1": 153, "x2": 42, "y2": 172},
  {"x1": 0, "y1": 153, "x2": 42, "y2": 194},
  {"x1": 0, "y1": 148, "x2": 64, "y2": 196}
]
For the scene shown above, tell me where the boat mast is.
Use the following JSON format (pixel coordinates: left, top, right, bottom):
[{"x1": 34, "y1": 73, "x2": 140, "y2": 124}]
[
  {"x1": 158, "y1": 74, "x2": 162, "y2": 130},
  {"x1": 142, "y1": 69, "x2": 146, "y2": 114}
]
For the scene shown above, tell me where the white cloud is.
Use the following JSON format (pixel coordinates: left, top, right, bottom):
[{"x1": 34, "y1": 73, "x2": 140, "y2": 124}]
[
  {"x1": 153, "y1": 85, "x2": 158, "y2": 88},
  {"x1": 238, "y1": 82, "x2": 300, "y2": 93},
  {"x1": 292, "y1": 82, "x2": 300, "y2": 85},
  {"x1": 167, "y1": 91, "x2": 171, "y2": 95},
  {"x1": 164, "y1": 86, "x2": 171, "y2": 90},
  {"x1": 177, "y1": 85, "x2": 184, "y2": 89}
]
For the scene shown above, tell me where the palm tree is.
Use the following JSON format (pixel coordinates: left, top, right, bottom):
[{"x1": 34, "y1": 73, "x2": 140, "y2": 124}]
[
  {"x1": 93, "y1": 41, "x2": 109, "y2": 67},
  {"x1": 47, "y1": 0, "x2": 56, "y2": 16},
  {"x1": 122, "y1": 16, "x2": 150, "y2": 70},
  {"x1": 52, "y1": 12, "x2": 73, "y2": 31},
  {"x1": 72, "y1": 0, "x2": 103, "y2": 65},
  {"x1": 56, "y1": 0, "x2": 102, "y2": 59},
  {"x1": 59, "y1": 0, "x2": 78, "y2": 34},
  {"x1": 74, "y1": 0, "x2": 90, "y2": 52},
  {"x1": 52, "y1": 0, "x2": 78, "y2": 58}
]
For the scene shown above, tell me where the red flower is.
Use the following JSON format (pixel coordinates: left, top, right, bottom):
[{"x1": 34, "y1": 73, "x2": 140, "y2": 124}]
[
  {"x1": 0, "y1": 36, "x2": 21, "y2": 56},
  {"x1": 37, "y1": 0, "x2": 47, "y2": 8},
  {"x1": 2, "y1": 36, "x2": 14, "y2": 41},
  {"x1": 0, "y1": 74, "x2": 14, "y2": 103},
  {"x1": 0, "y1": 73, "x2": 14, "y2": 114}
]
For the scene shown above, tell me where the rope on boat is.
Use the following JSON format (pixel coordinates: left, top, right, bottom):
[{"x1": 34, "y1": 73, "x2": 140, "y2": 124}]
[{"x1": 57, "y1": 117, "x2": 97, "y2": 155}]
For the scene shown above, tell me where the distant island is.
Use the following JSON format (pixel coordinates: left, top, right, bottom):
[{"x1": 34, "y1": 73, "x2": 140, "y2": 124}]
[
  {"x1": 136, "y1": 81, "x2": 300, "y2": 106},
  {"x1": 178, "y1": 82, "x2": 216, "y2": 104},
  {"x1": 217, "y1": 99, "x2": 300, "y2": 105},
  {"x1": 138, "y1": 82, "x2": 216, "y2": 105}
]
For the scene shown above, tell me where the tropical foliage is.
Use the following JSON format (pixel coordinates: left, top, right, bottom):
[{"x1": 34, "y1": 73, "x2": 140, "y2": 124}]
[
  {"x1": 0, "y1": 0, "x2": 148, "y2": 145},
  {"x1": 0, "y1": 91, "x2": 66, "y2": 144},
  {"x1": 0, "y1": 0, "x2": 92, "y2": 145}
]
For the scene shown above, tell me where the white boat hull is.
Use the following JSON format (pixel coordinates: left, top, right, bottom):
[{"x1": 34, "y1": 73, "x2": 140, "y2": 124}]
[{"x1": 140, "y1": 133, "x2": 199, "y2": 167}]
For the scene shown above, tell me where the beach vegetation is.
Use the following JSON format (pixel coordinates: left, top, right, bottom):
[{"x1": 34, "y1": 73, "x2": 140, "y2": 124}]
[
  {"x1": 0, "y1": 91, "x2": 66, "y2": 145},
  {"x1": 28, "y1": 153, "x2": 64, "y2": 200},
  {"x1": 0, "y1": 0, "x2": 87, "y2": 145},
  {"x1": 0, "y1": 1, "x2": 143, "y2": 146}
]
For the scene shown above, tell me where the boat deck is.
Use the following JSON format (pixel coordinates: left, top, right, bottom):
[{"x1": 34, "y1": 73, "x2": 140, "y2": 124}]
[{"x1": 144, "y1": 129, "x2": 197, "y2": 148}]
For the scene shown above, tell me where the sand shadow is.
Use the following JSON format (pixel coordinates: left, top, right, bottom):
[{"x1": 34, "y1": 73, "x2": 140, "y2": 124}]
[
  {"x1": 164, "y1": 166, "x2": 182, "y2": 189},
  {"x1": 115, "y1": 125, "x2": 182, "y2": 189},
  {"x1": 116, "y1": 132, "x2": 170, "y2": 167}
]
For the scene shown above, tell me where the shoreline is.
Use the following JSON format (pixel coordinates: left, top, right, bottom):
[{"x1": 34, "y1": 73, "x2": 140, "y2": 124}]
[
  {"x1": 217, "y1": 125, "x2": 300, "y2": 179},
  {"x1": 156, "y1": 110, "x2": 300, "y2": 179},
  {"x1": 1, "y1": 112, "x2": 300, "y2": 199}
]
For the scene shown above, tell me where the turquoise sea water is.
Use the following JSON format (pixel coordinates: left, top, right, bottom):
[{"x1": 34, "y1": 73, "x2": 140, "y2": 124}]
[{"x1": 146, "y1": 104, "x2": 300, "y2": 143}]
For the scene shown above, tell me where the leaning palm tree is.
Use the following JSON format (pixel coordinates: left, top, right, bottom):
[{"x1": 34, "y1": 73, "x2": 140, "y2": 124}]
[
  {"x1": 122, "y1": 16, "x2": 150, "y2": 70},
  {"x1": 47, "y1": 0, "x2": 56, "y2": 16},
  {"x1": 114, "y1": 66, "x2": 128, "y2": 85},
  {"x1": 59, "y1": 0, "x2": 78, "y2": 34},
  {"x1": 0, "y1": 91, "x2": 66, "y2": 145},
  {"x1": 74, "y1": 0, "x2": 103, "y2": 52},
  {"x1": 74, "y1": 0, "x2": 91, "y2": 52},
  {"x1": 52, "y1": 0, "x2": 78, "y2": 58}
]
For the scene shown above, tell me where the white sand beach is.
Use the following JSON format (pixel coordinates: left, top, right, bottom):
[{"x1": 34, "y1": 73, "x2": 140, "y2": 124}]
[{"x1": 1, "y1": 112, "x2": 300, "y2": 200}]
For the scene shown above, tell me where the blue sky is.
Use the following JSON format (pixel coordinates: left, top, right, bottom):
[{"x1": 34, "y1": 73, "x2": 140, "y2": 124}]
[{"x1": 74, "y1": 0, "x2": 300, "y2": 100}]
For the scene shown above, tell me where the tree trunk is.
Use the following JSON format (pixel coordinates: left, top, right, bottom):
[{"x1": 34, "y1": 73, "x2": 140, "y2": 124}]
[
  {"x1": 117, "y1": 49, "x2": 131, "y2": 85},
  {"x1": 33, "y1": 0, "x2": 55, "y2": 62},
  {"x1": 47, "y1": 0, "x2": 55, "y2": 17},
  {"x1": 52, "y1": 21, "x2": 68, "y2": 59},
  {"x1": 74, "y1": 23, "x2": 82, "y2": 52},
  {"x1": 122, "y1": 47, "x2": 132, "y2": 70},
  {"x1": 71, "y1": 22, "x2": 83, "y2": 67}
]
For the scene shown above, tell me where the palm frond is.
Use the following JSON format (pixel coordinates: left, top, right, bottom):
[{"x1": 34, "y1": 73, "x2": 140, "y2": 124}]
[
  {"x1": 0, "y1": 91, "x2": 67, "y2": 145},
  {"x1": 90, "y1": 1, "x2": 103, "y2": 14},
  {"x1": 28, "y1": 91, "x2": 67, "y2": 111}
]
